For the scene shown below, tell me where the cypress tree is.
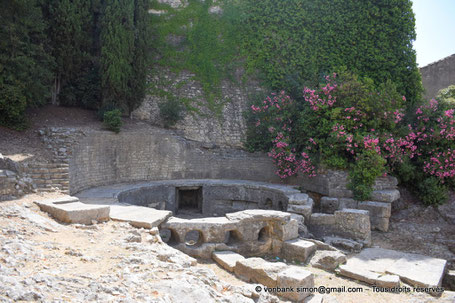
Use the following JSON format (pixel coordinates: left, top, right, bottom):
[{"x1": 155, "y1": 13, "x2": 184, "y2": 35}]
[
  {"x1": 100, "y1": 0, "x2": 135, "y2": 110},
  {"x1": 0, "y1": 0, "x2": 53, "y2": 128}
]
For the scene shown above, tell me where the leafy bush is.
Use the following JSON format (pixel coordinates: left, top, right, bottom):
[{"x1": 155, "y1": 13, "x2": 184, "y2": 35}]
[
  {"x1": 347, "y1": 150, "x2": 386, "y2": 200},
  {"x1": 103, "y1": 109, "x2": 123, "y2": 133},
  {"x1": 158, "y1": 96, "x2": 185, "y2": 128},
  {"x1": 247, "y1": 71, "x2": 455, "y2": 204},
  {"x1": 416, "y1": 177, "x2": 448, "y2": 206}
]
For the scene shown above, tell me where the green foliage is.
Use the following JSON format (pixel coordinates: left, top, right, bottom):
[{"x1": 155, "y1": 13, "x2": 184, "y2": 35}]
[
  {"x1": 41, "y1": 0, "x2": 98, "y2": 108},
  {"x1": 416, "y1": 177, "x2": 448, "y2": 206},
  {"x1": 348, "y1": 150, "x2": 386, "y2": 201},
  {"x1": 150, "y1": 0, "x2": 241, "y2": 112},
  {"x1": 437, "y1": 85, "x2": 455, "y2": 107},
  {"x1": 103, "y1": 109, "x2": 123, "y2": 133},
  {"x1": 0, "y1": 0, "x2": 53, "y2": 128},
  {"x1": 237, "y1": 0, "x2": 423, "y2": 107},
  {"x1": 158, "y1": 96, "x2": 185, "y2": 128}
]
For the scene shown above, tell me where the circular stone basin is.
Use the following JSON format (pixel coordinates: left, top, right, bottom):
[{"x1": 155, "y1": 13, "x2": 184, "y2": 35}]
[{"x1": 112, "y1": 179, "x2": 302, "y2": 216}]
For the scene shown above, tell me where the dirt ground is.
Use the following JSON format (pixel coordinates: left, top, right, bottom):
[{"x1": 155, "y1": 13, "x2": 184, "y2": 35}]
[{"x1": 0, "y1": 194, "x2": 454, "y2": 303}]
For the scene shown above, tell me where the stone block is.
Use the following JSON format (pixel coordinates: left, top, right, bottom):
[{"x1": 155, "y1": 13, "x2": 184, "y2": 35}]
[
  {"x1": 334, "y1": 209, "x2": 371, "y2": 243},
  {"x1": 309, "y1": 250, "x2": 346, "y2": 271},
  {"x1": 370, "y1": 189, "x2": 400, "y2": 203},
  {"x1": 277, "y1": 266, "x2": 314, "y2": 301},
  {"x1": 338, "y1": 265, "x2": 400, "y2": 288},
  {"x1": 281, "y1": 239, "x2": 317, "y2": 263},
  {"x1": 357, "y1": 201, "x2": 391, "y2": 218},
  {"x1": 212, "y1": 251, "x2": 245, "y2": 272},
  {"x1": 35, "y1": 200, "x2": 109, "y2": 225},
  {"x1": 323, "y1": 237, "x2": 363, "y2": 252},
  {"x1": 338, "y1": 198, "x2": 358, "y2": 209},
  {"x1": 110, "y1": 205, "x2": 172, "y2": 229},
  {"x1": 369, "y1": 216, "x2": 390, "y2": 232},
  {"x1": 309, "y1": 213, "x2": 336, "y2": 225},
  {"x1": 443, "y1": 270, "x2": 455, "y2": 291},
  {"x1": 320, "y1": 197, "x2": 339, "y2": 214},
  {"x1": 278, "y1": 217, "x2": 299, "y2": 241},
  {"x1": 287, "y1": 204, "x2": 312, "y2": 222},
  {"x1": 234, "y1": 258, "x2": 287, "y2": 287},
  {"x1": 287, "y1": 193, "x2": 311, "y2": 205}
]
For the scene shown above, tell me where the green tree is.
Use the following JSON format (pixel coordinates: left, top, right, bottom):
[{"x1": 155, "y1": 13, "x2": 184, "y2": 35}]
[
  {"x1": 0, "y1": 0, "x2": 53, "y2": 128},
  {"x1": 238, "y1": 0, "x2": 423, "y2": 107},
  {"x1": 100, "y1": 0, "x2": 149, "y2": 115},
  {"x1": 41, "y1": 0, "x2": 100, "y2": 108}
]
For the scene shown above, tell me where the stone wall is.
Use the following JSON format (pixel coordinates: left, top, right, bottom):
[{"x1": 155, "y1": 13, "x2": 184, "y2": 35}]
[
  {"x1": 420, "y1": 53, "x2": 455, "y2": 100},
  {"x1": 132, "y1": 68, "x2": 263, "y2": 148},
  {"x1": 70, "y1": 128, "x2": 280, "y2": 194}
]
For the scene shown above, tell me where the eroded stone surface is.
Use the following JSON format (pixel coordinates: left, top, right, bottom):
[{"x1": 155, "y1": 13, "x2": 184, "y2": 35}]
[
  {"x1": 309, "y1": 250, "x2": 346, "y2": 271},
  {"x1": 34, "y1": 199, "x2": 109, "y2": 225},
  {"x1": 338, "y1": 265, "x2": 400, "y2": 288},
  {"x1": 281, "y1": 239, "x2": 317, "y2": 263},
  {"x1": 277, "y1": 266, "x2": 314, "y2": 301},
  {"x1": 234, "y1": 258, "x2": 287, "y2": 287},
  {"x1": 110, "y1": 205, "x2": 172, "y2": 229},
  {"x1": 212, "y1": 251, "x2": 245, "y2": 272},
  {"x1": 340, "y1": 248, "x2": 447, "y2": 289}
]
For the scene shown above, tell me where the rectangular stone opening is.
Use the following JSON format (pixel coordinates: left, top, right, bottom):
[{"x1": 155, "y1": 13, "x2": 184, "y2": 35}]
[{"x1": 176, "y1": 186, "x2": 202, "y2": 213}]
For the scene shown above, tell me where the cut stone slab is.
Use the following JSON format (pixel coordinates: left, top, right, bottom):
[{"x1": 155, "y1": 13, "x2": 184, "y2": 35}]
[
  {"x1": 212, "y1": 251, "x2": 245, "y2": 272},
  {"x1": 310, "y1": 250, "x2": 346, "y2": 271},
  {"x1": 110, "y1": 205, "x2": 172, "y2": 229},
  {"x1": 310, "y1": 213, "x2": 336, "y2": 225},
  {"x1": 234, "y1": 257, "x2": 287, "y2": 287},
  {"x1": 338, "y1": 265, "x2": 400, "y2": 288},
  {"x1": 277, "y1": 266, "x2": 314, "y2": 301},
  {"x1": 226, "y1": 210, "x2": 291, "y2": 222},
  {"x1": 323, "y1": 237, "x2": 363, "y2": 253},
  {"x1": 340, "y1": 248, "x2": 447, "y2": 289},
  {"x1": 287, "y1": 204, "x2": 312, "y2": 221},
  {"x1": 320, "y1": 197, "x2": 339, "y2": 214},
  {"x1": 357, "y1": 201, "x2": 391, "y2": 218},
  {"x1": 282, "y1": 239, "x2": 317, "y2": 263},
  {"x1": 34, "y1": 200, "x2": 109, "y2": 225},
  {"x1": 287, "y1": 193, "x2": 312, "y2": 205},
  {"x1": 37, "y1": 195, "x2": 80, "y2": 205},
  {"x1": 370, "y1": 189, "x2": 400, "y2": 203}
]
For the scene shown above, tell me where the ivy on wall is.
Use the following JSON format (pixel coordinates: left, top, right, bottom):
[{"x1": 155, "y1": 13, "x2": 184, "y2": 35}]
[{"x1": 150, "y1": 0, "x2": 241, "y2": 115}]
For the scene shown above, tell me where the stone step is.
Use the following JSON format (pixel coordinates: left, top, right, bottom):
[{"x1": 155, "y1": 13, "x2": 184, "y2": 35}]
[
  {"x1": 338, "y1": 248, "x2": 447, "y2": 293},
  {"x1": 34, "y1": 197, "x2": 109, "y2": 225},
  {"x1": 338, "y1": 265, "x2": 400, "y2": 288},
  {"x1": 281, "y1": 239, "x2": 317, "y2": 263},
  {"x1": 233, "y1": 257, "x2": 314, "y2": 301},
  {"x1": 212, "y1": 251, "x2": 245, "y2": 272},
  {"x1": 110, "y1": 205, "x2": 172, "y2": 229},
  {"x1": 370, "y1": 189, "x2": 400, "y2": 203}
]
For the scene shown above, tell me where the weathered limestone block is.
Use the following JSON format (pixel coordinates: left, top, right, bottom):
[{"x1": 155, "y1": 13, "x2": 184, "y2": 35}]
[
  {"x1": 287, "y1": 193, "x2": 312, "y2": 205},
  {"x1": 320, "y1": 197, "x2": 339, "y2": 214},
  {"x1": 309, "y1": 213, "x2": 336, "y2": 225},
  {"x1": 309, "y1": 250, "x2": 346, "y2": 271},
  {"x1": 334, "y1": 209, "x2": 371, "y2": 245},
  {"x1": 161, "y1": 216, "x2": 236, "y2": 243},
  {"x1": 369, "y1": 217, "x2": 390, "y2": 232},
  {"x1": 357, "y1": 201, "x2": 391, "y2": 218},
  {"x1": 110, "y1": 205, "x2": 172, "y2": 229},
  {"x1": 277, "y1": 217, "x2": 299, "y2": 241},
  {"x1": 212, "y1": 251, "x2": 245, "y2": 272},
  {"x1": 277, "y1": 266, "x2": 314, "y2": 301},
  {"x1": 341, "y1": 248, "x2": 448, "y2": 290},
  {"x1": 35, "y1": 199, "x2": 109, "y2": 225},
  {"x1": 338, "y1": 265, "x2": 400, "y2": 288},
  {"x1": 323, "y1": 237, "x2": 363, "y2": 252},
  {"x1": 287, "y1": 204, "x2": 312, "y2": 222},
  {"x1": 225, "y1": 209, "x2": 291, "y2": 222},
  {"x1": 370, "y1": 189, "x2": 400, "y2": 203},
  {"x1": 281, "y1": 239, "x2": 317, "y2": 263},
  {"x1": 290, "y1": 213, "x2": 308, "y2": 236},
  {"x1": 234, "y1": 258, "x2": 287, "y2": 287},
  {"x1": 175, "y1": 243, "x2": 231, "y2": 259},
  {"x1": 338, "y1": 198, "x2": 358, "y2": 209}
]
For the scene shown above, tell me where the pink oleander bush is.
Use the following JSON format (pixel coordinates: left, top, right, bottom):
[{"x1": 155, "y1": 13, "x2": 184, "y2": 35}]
[{"x1": 246, "y1": 72, "x2": 455, "y2": 205}]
